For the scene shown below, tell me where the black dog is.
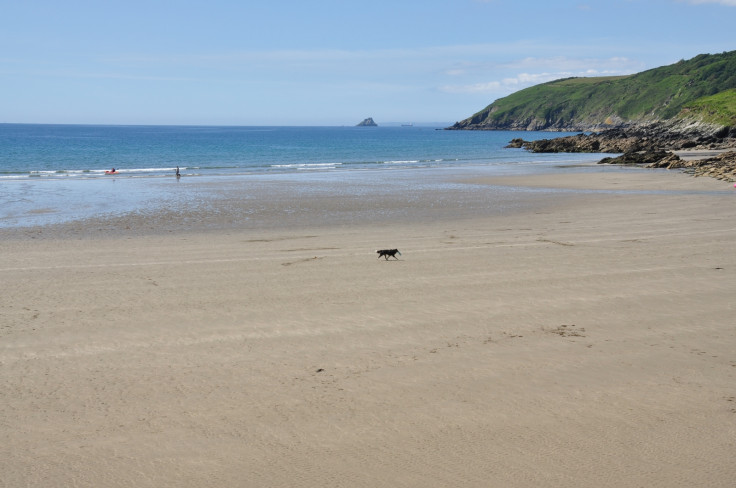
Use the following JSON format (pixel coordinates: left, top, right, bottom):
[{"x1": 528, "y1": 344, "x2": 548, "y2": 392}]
[{"x1": 376, "y1": 249, "x2": 401, "y2": 260}]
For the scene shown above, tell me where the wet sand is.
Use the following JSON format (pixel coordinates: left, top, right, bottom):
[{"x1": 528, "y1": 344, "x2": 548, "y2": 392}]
[{"x1": 2, "y1": 169, "x2": 735, "y2": 487}]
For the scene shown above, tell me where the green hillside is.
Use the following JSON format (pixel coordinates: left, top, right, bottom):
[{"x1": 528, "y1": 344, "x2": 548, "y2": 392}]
[
  {"x1": 681, "y1": 88, "x2": 736, "y2": 126},
  {"x1": 450, "y1": 50, "x2": 736, "y2": 131}
]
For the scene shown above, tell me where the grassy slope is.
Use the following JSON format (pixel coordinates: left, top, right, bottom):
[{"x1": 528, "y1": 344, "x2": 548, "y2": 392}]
[
  {"x1": 681, "y1": 88, "x2": 736, "y2": 126},
  {"x1": 457, "y1": 51, "x2": 736, "y2": 129}
]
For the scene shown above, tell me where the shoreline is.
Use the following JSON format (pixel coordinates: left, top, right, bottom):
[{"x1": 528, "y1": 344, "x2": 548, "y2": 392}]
[
  {"x1": 509, "y1": 128, "x2": 736, "y2": 182},
  {"x1": 3, "y1": 168, "x2": 736, "y2": 487},
  {"x1": 673, "y1": 148, "x2": 731, "y2": 161},
  {"x1": 0, "y1": 163, "x2": 602, "y2": 239},
  {"x1": 3, "y1": 162, "x2": 733, "y2": 241},
  {"x1": 465, "y1": 165, "x2": 735, "y2": 192}
]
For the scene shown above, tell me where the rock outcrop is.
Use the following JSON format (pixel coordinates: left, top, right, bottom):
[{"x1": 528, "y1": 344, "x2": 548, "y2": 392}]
[
  {"x1": 655, "y1": 151, "x2": 736, "y2": 181},
  {"x1": 598, "y1": 150, "x2": 736, "y2": 182},
  {"x1": 511, "y1": 120, "x2": 736, "y2": 154},
  {"x1": 598, "y1": 150, "x2": 675, "y2": 166},
  {"x1": 507, "y1": 132, "x2": 641, "y2": 153},
  {"x1": 356, "y1": 117, "x2": 378, "y2": 127},
  {"x1": 507, "y1": 120, "x2": 736, "y2": 182}
]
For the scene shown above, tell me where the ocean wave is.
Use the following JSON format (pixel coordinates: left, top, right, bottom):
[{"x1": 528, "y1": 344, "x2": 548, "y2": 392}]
[
  {"x1": 3, "y1": 156, "x2": 512, "y2": 181},
  {"x1": 271, "y1": 163, "x2": 342, "y2": 169},
  {"x1": 109, "y1": 167, "x2": 181, "y2": 173},
  {"x1": 13, "y1": 167, "x2": 190, "y2": 178}
]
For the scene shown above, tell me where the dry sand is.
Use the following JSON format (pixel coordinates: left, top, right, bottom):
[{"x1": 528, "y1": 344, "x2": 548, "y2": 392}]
[{"x1": 2, "y1": 169, "x2": 735, "y2": 487}]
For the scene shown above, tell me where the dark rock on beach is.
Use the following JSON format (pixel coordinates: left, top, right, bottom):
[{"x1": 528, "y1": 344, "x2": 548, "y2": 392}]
[
  {"x1": 598, "y1": 150, "x2": 675, "y2": 166},
  {"x1": 505, "y1": 138, "x2": 525, "y2": 149},
  {"x1": 650, "y1": 151, "x2": 736, "y2": 182},
  {"x1": 598, "y1": 150, "x2": 736, "y2": 182},
  {"x1": 512, "y1": 131, "x2": 640, "y2": 153},
  {"x1": 507, "y1": 120, "x2": 736, "y2": 182}
]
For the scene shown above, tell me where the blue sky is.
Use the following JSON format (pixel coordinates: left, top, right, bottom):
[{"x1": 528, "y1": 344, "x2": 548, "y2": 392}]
[{"x1": 1, "y1": 0, "x2": 734, "y2": 125}]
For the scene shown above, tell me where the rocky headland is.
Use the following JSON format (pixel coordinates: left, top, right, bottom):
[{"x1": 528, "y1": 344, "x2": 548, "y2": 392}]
[
  {"x1": 507, "y1": 120, "x2": 736, "y2": 182},
  {"x1": 448, "y1": 51, "x2": 736, "y2": 182}
]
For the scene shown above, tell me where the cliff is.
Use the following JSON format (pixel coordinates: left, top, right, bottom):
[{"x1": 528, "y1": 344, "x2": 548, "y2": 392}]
[{"x1": 449, "y1": 51, "x2": 736, "y2": 132}]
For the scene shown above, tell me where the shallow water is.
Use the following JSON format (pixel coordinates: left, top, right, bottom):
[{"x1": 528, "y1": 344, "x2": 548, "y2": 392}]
[{"x1": 1, "y1": 124, "x2": 619, "y2": 229}]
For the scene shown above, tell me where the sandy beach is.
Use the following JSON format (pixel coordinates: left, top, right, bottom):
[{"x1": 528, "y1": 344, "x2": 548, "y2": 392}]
[{"x1": 2, "y1": 168, "x2": 735, "y2": 487}]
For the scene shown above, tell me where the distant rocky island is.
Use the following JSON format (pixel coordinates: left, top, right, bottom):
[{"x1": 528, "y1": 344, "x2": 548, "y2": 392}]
[
  {"x1": 356, "y1": 117, "x2": 378, "y2": 127},
  {"x1": 448, "y1": 50, "x2": 736, "y2": 181}
]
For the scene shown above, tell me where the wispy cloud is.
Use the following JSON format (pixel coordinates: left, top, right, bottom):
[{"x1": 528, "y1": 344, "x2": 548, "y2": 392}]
[
  {"x1": 439, "y1": 56, "x2": 642, "y2": 94},
  {"x1": 102, "y1": 43, "x2": 553, "y2": 68},
  {"x1": 440, "y1": 73, "x2": 563, "y2": 94},
  {"x1": 0, "y1": 66, "x2": 199, "y2": 83},
  {"x1": 499, "y1": 56, "x2": 641, "y2": 72}
]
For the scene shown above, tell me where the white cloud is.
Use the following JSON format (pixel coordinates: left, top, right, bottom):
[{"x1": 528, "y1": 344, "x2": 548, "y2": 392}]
[
  {"x1": 440, "y1": 72, "x2": 564, "y2": 94},
  {"x1": 500, "y1": 56, "x2": 641, "y2": 72},
  {"x1": 444, "y1": 69, "x2": 468, "y2": 76},
  {"x1": 439, "y1": 56, "x2": 642, "y2": 95},
  {"x1": 441, "y1": 81, "x2": 501, "y2": 94}
]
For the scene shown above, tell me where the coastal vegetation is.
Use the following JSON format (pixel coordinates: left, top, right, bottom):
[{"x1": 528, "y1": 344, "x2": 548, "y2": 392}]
[
  {"x1": 450, "y1": 50, "x2": 736, "y2": 131},
  {"x1": 458, "y1": 51, "x2": 736, "y2": 182},
  {"x1": 680, "y1": 88, "x2": 736, "y2": 126}
]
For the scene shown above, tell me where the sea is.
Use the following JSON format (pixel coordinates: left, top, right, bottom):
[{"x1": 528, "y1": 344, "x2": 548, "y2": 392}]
[{"x1": 0, "y1": 123, "x2": 613, "y2": 228}]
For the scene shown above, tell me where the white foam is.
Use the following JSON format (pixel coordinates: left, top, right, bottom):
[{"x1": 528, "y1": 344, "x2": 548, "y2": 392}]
[{"x1": 272, "y1": 163, "x2": 341, "y2": 169}]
